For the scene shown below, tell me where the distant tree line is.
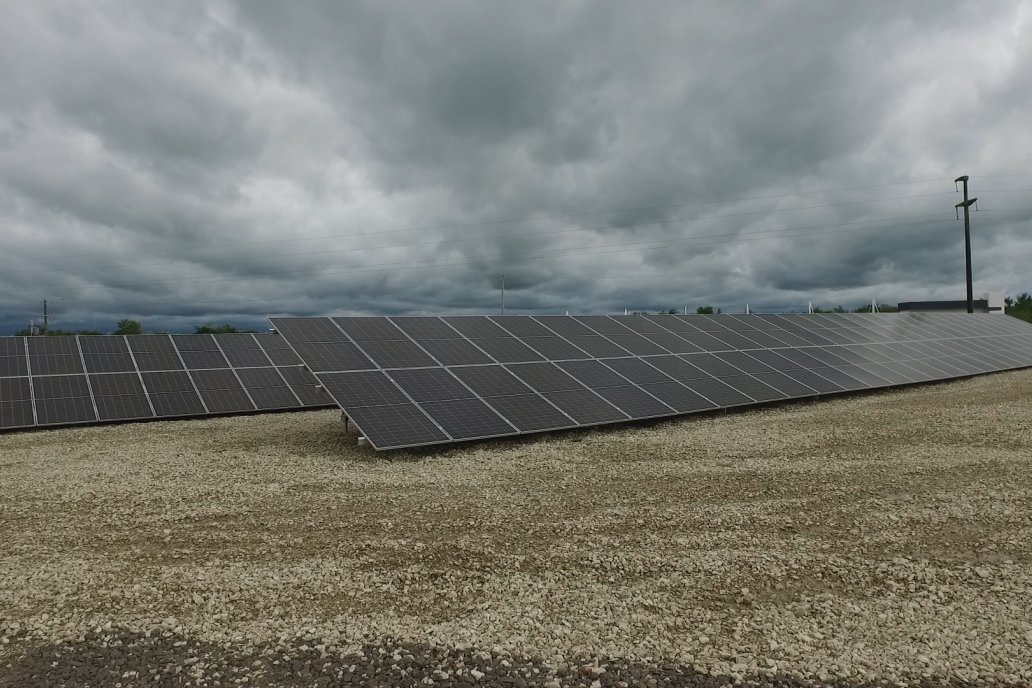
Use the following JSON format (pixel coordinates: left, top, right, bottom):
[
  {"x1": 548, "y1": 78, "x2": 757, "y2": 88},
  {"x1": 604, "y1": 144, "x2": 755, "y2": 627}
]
[
  {"x1": 1006, "y1": 293, "x2": 1032, "y2": 324},
  {"x1": 11, "y1": 297, "x2": 1032, "y2": 336},
  {"x1": 14, "y1": 320, "x2": 257, "y2": 336}
]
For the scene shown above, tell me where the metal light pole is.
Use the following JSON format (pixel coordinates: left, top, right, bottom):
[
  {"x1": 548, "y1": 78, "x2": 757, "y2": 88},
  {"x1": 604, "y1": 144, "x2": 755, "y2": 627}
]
[{"x1": 954, "y1": 176, "x2": 978, "y2": 314}]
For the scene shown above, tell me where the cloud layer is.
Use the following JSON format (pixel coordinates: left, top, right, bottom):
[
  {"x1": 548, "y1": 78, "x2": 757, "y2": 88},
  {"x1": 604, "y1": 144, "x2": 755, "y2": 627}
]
[{"x1": 2, "y1": 1, "x2": 1030, "y2": 333}]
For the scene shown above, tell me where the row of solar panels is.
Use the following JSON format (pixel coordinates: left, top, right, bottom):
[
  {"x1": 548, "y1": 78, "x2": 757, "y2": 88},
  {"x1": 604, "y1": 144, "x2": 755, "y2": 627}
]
[
  {"x1": 0, "y1": 333, "x2": 333, "y2": 430},
  {"x1": 271, "y1": 313, "x2": 1032, "y2": 450}
]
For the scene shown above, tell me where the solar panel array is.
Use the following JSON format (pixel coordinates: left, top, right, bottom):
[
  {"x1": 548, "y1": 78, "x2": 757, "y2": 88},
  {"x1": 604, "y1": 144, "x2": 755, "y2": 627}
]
[
  {"x1": 272, "y1": 313, "x2": 1032, "y2": 450},
  {"x1": 0, "y1": 333, "x2": 334, "y2": 431}
]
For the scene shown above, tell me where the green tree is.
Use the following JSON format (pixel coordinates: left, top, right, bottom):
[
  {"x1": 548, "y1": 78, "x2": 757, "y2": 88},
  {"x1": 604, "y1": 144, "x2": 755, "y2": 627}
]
[
  {"x1": 696, "y1": 306, "x2": 719, "y2": 315},
  {"x1": 114, "y1": 319, "x2": 143, "y2": 335},
  {"x1": 1006, "y1": 293, "x2": 1032, "y2": 323},
  {"x1": 194, "y1": 323, "x2": 257, "y2": 334},
  {"x1": 853, "y1": 304, "x2": 898, "y2": 313}
]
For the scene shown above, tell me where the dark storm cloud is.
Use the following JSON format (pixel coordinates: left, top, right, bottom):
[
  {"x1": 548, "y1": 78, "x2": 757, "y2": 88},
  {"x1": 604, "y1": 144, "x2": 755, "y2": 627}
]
[{"x1": 1, "y1": 0, "x2": 1030, "y2": 334}]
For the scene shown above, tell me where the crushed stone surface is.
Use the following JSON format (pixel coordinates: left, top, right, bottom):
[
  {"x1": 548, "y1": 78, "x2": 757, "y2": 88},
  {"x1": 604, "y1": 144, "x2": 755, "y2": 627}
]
[{"x1": 1, "y1": 369, "x2": 1031, "y2": 686}]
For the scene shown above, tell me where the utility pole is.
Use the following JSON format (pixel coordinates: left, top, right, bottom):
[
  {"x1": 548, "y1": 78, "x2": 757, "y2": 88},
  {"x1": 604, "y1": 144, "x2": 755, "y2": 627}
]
[
  {"x1": 42, "y1": 299, "x2": 49, "y2": 336},
  {"x1": 954, "y1": 176, "x2": 978, "y2": 314},
  {"x1": 500, "y1": 275, "x2": 505, "y2": 315}
]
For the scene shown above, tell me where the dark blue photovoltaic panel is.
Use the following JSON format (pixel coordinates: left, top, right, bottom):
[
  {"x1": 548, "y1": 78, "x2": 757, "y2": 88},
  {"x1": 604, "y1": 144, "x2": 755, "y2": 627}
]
[
  {"x1": 390, "y1": 317, "x2": 461, "y2": 339},
  {"x1": 592, "y1": 385, "x2": 674, "y2": 418},
  {"x1": 479, "y1": 394, "x2": 575, "y2": 432},
  {"x1": 561, "y1": 335, "x2": 632, "y2": 358},
  {"x1": 681, "y1": 376, "x2": 756, "y2": 407},
  {"x1": 79, "y1": 337, "x2": 138, "y2": 374},
  {"x1": 602, "y1": 357, "x2": 676, "y2": 385},
  {"x1": 639, "y1": 381, "x2": 717, "y2": 413},
  {"x1": 413, "y1": 338, "x2": 493, "y2": 366},
  {"x1": 214, "y1": 334, "x2": 272, "y2": 368},
  {"x1": 345, "y1": 403, "x2": 449, "y2": 449},
  {"x1": 268, "y1": 314, "x2": 1032, "y2": 450},
  {"x1": 506, "y1": 362, "x2": 583, "y2": 393},
  {"x1": 256, "y1": 333, "x2": 304, "y2": 366},
  {"x1": 541, "y1": 389, "x2": 628, "y2": 424},
  {"x1": 467, "y1": 337, "x2": 544, "y2": 363},
  {"x1": 127, "y1": 335, "x2": 186, "y2": 371},
  {"x1": 172, "y1": 335, "x2": 230, "y2": 370},
  {"x1": 520, "y1": 336, "x2": 592, "y2": 360},
  {"x1": 189, "y1": 369, "x2": 255, "y2": 413},
  {"x1": 0, "y1": 338, "x2": 27, "y2": 377},
  {"x1": 448, "y1": 365, "x2": 533, "y2": 397},
  {"x1": 27, "y1": 337, "x2": 84, "y2": 375},
  {"x1": 276, "y1": 366, "x2": 334, "y2": 406},
  {"x1": 32, "y1": 375, "x2": 96, "y2": 425},
  {"x1": 556, "y1": 359, "x2": 630, "y2": 389},
  {"x1": 0, "y1": 377, "x2": 34, "y2": 429},
  {"x1": 356, "y1": 339, "x2": 438, "y2": 369},
  {"x1": 644, "y1": 355, "x2": 711, "y2": 381},
  {"x1": 236, "y1": 368, "x2": 302, "y2": 410},
  {"x1": 420, "y1": 397, "x2": 514, "y2": 439},
  {"x1": 89, "y1": 373, "x2": 154, "y2": 421},
  {"x1": 388, "y1": 368, "x2": 474, "y2": 402},
  {"x1": 141, "y1": 371, "x2": 208, "y2": 417},
  {"x1": 638, "y1": 332, "x2": 702, "y2": 354},
  {"x1": 320, "y1": 370, "x2": 409, "y2": 407},
  {"x1": 0, "y1": 333, "x2": 332, "y2": 432},
  {"x1": 776, "y1": 368, "x2": 845, "y2": 394}
]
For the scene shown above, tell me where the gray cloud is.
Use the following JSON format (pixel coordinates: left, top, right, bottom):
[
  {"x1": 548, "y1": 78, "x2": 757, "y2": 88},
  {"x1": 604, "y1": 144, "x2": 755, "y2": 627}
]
[{"x1": 1, "y1": 0, "x2": 1030, "y2": 334}]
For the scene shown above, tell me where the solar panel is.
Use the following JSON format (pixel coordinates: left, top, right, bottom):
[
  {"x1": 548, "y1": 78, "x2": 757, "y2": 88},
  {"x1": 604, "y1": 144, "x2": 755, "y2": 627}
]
[
  {"x1": 0, "y1": 377, "x2": 34, "y2": 429},
  {"x1": 540, "y1": 388, "x2": 628, "y2": 424},
  {"x1": 140, "y1": 371, "x2": 208, "y2": 417},
  {"x1": 236, "y1": 367, "x2": 302, "y2": 410},
  {"x1": 255, "y1": 332, "x2": 304, "y2": 366},
  {"x1": 270, "y1": 313, "x2": 1032, "y2": 450},
  {"x1": 638, "y1": 381, "x2": 717, "y2": 412},
  {"x1": 409, "y1": 337, "x2": 493, "y2": 366},
  {"x1": 32, "y1": 375, "x2": 97, "y2": 425},
  {"x1": 78, "y1": 336, "x2": 138, "y2": 374},
  {"x1": 189, "y1": 369, "x2": 255, "y2": 413},
  {"x1": 591, "y1": 385, "x2": 674, "y2": 418},
  {"x1": 173, "y1": 334, "x2": 234, "y2": 369},
  {"x1": 89, "y1": 373, "x2": 154, "y2": 421},
  {"x1": 27, "y1": 337, "x2": 84, "y2": 375},
  {"x1": 420, "y1": 397, "x2": 515, "y2": 439},
  {"x1": 214, "y1": 334, "x2": 274, "y2": 368},
  {"x1": 344, "y1": 402, "x2": 449, "y2": 449},
  {"x1": 449, "y1": 364, "x2": 534, "y2": 396},
  {"x1": 388, "y1": 368, "x2": 475, "y2": 402},
  {"x1": 0, "y1": 333, "x2": 334, "y2": 432},
  {"x1": 127, "y1": 335, "x2": 186, "y2": 371},
  {"x1": 0, "y1": 338, "x2": 28, "y2": 377}
]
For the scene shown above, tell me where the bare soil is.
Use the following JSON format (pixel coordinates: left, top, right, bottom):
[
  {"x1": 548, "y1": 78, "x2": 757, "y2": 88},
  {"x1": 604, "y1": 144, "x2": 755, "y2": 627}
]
[{"x1": 2, "y1": 370, "x2": 1031, "y2": 686}]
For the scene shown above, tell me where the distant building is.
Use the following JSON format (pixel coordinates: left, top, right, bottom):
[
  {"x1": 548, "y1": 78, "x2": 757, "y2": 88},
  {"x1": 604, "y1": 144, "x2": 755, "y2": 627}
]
[{"x1": 898, "y1": 292, "x2": 1004, "y2": 314}]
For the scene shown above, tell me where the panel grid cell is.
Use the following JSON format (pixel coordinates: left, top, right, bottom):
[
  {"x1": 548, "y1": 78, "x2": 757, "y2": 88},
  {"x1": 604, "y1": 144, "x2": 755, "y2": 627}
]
[
  {"x1": 89, "y1": 373, "x2": 154, "y2": 421},
  {"x1": 0, "y1": 338, "x2": 28, "y2": 377}
]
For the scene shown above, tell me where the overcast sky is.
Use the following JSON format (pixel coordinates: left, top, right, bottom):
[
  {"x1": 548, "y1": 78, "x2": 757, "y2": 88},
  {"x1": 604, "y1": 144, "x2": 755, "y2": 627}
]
[{"x1": 1, "y1": 1, "x2": 1030, "y2": 334}]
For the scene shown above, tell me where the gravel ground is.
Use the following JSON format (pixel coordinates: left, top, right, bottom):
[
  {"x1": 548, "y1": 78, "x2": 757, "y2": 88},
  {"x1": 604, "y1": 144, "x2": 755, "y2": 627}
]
[{"x1": 2, "y1": 370, "x2": 1031, "y2": 687}]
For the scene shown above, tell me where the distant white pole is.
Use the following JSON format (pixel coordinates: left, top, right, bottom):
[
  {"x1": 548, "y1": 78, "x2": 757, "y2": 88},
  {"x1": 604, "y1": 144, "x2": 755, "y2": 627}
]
[
  {"x1": 683, "y1": 306, "x2": 687, "y2": 315},
  {"x1": 808, "y1": 301, "x2": 814, "y2": 314},
  {"x1": 624, "y1": 308, "x2": 628, "y2": 315},
  {"x1": 872, "y1": 298, "x2": 878, "y2": 313},
  {"x1": 746, "y1": 303, "x2": 750, "y2": 314}
]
